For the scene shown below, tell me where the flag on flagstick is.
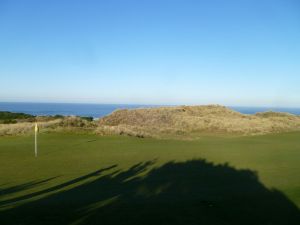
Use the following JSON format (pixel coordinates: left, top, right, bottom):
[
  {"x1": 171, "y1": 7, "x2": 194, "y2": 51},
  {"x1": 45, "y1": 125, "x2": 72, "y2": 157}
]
[{"x1": 35, "y1": 123, "x2": 38, "y2": 157}]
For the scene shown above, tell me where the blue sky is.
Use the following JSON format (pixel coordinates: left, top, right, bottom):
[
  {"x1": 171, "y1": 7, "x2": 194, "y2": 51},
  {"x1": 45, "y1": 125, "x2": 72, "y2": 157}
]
[{"x1": 0, "y1": 0, "x2": 299, "y2": 107}]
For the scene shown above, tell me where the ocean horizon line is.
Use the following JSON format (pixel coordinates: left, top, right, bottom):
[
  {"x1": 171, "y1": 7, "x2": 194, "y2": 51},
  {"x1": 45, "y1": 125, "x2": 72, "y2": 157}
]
[{"x1": 0, "y1": 101, "x2": 300, "y2": 109}]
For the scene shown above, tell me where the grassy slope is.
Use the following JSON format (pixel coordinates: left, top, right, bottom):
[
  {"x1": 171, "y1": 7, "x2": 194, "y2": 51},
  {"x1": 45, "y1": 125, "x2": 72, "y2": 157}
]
[
  {"x1": 1, "y1": 132, "x2": 300, "y2": 224},
  {"x1": 98, "y1": 105, "x2": 300, "y2": 137}
]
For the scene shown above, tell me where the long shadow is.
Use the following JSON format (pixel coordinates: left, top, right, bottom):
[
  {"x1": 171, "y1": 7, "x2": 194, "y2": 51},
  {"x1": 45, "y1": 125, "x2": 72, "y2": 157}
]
[
  {"x1": 0, "y1": 177, "x2": 59, "y2": 197},
  {"x1": 0, "y1": 165, "x2": 117, "y2": 208},
  {"x1": 1, "y1": 159, "x2": 300, "y2": 225}
]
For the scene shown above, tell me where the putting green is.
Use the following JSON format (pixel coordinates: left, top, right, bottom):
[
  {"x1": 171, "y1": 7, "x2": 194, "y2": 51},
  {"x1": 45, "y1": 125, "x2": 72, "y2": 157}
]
[{"x1": 1, "y1": 132, "x2": 300, "y2": 224}]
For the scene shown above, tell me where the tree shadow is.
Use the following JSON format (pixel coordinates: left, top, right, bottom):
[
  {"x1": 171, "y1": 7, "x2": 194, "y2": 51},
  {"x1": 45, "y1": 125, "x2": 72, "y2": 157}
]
[
  {"x1": 0, "y1": 165, "x2": 117, "y2": 208},
  {"x1": 1, "y1": 159, "x2": 300, "y2": 225},
  {"x1": 0, "y1": 177, "x2": 59, "y2": 197}
]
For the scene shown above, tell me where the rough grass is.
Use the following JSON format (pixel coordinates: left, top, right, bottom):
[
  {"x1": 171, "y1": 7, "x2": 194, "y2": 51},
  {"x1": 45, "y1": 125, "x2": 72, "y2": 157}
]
[
  {"x1": 1, "y1": 132, "x2": 300, "y2": 224},
  {"x1": 0, "y1": 117, "x2": 97, "y2": 136},
  {"x1": 0, "y1": 120, "x2": 61, "y2": 136},
  {"x1": 98, "y1": 105, "x2": 300, "y2": 138},
  {"x1": 2, "y1": 105, "x2": 300, "y2": 139}
]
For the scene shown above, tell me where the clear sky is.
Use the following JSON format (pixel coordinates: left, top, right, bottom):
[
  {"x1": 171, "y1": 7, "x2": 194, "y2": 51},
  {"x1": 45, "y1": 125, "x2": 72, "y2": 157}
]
[{"x1": 0, "y1": 0, "x2": 299, "y2": 107}]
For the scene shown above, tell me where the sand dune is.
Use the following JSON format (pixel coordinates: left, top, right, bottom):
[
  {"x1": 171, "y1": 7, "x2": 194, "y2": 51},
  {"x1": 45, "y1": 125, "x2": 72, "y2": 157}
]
[{"x1": 97, "y1": 105, "x2": 300, "y2": 138}]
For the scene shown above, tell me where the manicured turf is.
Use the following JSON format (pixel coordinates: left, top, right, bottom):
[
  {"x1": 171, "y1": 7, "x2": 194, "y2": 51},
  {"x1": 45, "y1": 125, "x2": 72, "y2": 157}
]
[{"x1": 1, "y1": 132, "x2": 300, "y2": 225}]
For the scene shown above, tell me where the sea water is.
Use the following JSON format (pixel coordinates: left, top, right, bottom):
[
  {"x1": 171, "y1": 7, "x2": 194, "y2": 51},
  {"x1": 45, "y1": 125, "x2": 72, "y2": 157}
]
[{"x1": 0, "y1": 102, "x2": 299, "y2": 118}]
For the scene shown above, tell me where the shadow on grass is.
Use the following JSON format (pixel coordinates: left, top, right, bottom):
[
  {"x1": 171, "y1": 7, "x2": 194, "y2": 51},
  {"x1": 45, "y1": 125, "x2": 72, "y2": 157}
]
[
  {"x1": 0, "y1": 177, "x2": 58, "y2": 197},
  {"x1": 1, "y1": 159, "x2": 300, "y2": 225},
  {"x1": 0, "y1": 165, "x2": 117, "y2": 208}
]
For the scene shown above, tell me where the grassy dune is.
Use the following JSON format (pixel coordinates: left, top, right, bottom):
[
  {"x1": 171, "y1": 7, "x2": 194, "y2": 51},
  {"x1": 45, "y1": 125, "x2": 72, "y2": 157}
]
[
  {"x1": 2, "y1": 105, "x2": 300, "y2": 139},
  {"x1": 1, "y1": 132, "x2": 300, "y2": 224},
  {"x1": 98, "y1": 105, "x2": 300, "y2": 138}
]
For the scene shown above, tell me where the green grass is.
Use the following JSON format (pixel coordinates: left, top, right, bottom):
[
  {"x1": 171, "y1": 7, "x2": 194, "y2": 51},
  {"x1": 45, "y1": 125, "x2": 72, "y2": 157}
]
[{"x1": 1, "y1": 132, "x2": 300, "y2": 225}]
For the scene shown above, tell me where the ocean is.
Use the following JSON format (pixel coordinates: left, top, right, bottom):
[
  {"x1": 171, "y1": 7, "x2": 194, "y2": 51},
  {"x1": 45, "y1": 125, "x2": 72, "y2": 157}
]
[{"x1": 0, "y1": 102, "x2": 299, "y2": 118}]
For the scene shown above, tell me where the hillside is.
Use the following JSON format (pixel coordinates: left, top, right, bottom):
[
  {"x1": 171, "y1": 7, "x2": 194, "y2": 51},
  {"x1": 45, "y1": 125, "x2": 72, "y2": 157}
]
[
  {"x1": 97, "y1": 105, "x2": 300, "y2": 138},
  {"x1": 1, "y1": 106, "x2": 300, "y2": 138}
]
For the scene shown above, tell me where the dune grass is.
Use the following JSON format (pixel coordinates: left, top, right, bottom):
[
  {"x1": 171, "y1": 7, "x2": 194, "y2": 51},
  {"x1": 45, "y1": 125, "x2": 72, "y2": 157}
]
[
  {"x1": 98, "y1": 105, "x2": 300, "y2": 137},
  {"x1": 1, "y1": 132, "x2": 300, "y2": 224},
  {"x1": 2, "y1": 105, "x2": 300, "y2": 138}
]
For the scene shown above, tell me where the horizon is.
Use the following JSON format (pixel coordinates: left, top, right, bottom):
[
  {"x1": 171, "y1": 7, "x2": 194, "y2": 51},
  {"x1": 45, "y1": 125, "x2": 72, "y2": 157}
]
[
  {"x1": 1, "y1": 0, "x2": 299, "y2": 107},
  {"x1": 1, "y1": 101, "x2": 300, "y2": 109}
]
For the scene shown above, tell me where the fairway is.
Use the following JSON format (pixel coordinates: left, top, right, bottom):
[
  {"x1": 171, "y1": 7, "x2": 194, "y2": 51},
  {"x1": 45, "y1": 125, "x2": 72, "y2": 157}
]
[{"x1": 1, "y1": 132, "x2": 300, "y2": 225}]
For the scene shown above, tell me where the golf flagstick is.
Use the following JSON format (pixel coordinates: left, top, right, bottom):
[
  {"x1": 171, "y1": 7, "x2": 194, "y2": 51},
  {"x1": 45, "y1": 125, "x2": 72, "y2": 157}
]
[{"x1": 35, "y1": 123, "x2": 38, "y2": 157}]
